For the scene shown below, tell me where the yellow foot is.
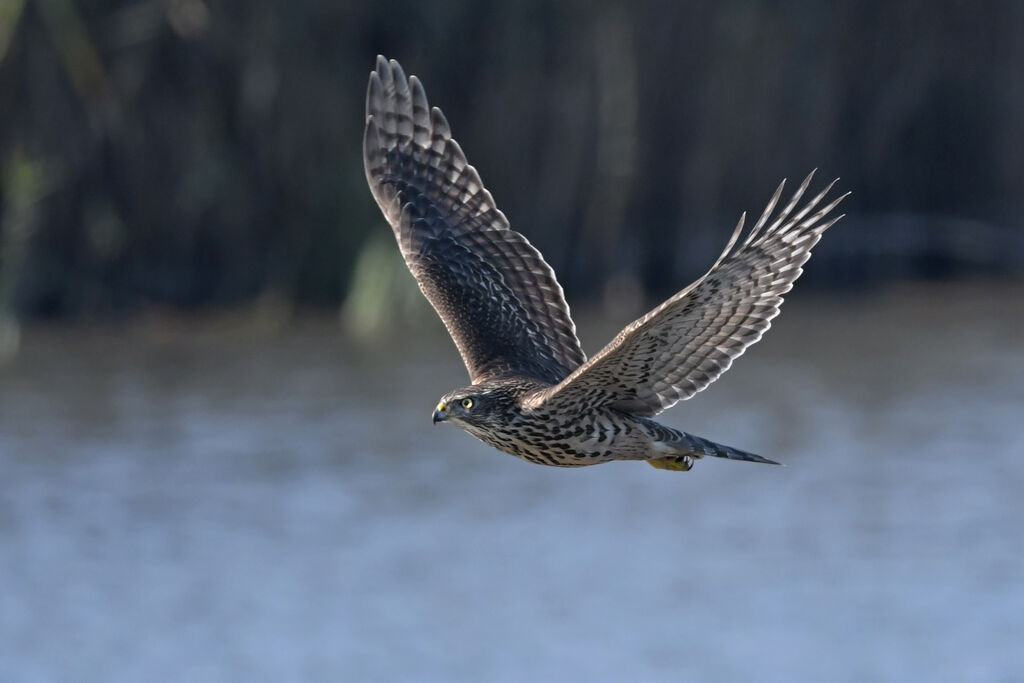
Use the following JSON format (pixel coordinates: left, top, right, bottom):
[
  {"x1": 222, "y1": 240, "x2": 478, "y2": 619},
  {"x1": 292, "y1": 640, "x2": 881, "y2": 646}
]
[{"x1": 647, "y1": 455, "x2": 694, "y2": 471}]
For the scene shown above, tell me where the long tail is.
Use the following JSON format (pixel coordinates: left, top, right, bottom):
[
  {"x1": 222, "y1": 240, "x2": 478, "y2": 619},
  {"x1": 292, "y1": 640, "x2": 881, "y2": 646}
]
[{"x1": 648, "y1": 431, "x2": 780, "y2": 471}]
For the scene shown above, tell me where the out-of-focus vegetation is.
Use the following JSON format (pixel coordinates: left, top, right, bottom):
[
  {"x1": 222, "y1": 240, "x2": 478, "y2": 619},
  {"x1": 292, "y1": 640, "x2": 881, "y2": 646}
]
[{"x1": 0, "y1": 0, "x2": 1021, "y2": 321}]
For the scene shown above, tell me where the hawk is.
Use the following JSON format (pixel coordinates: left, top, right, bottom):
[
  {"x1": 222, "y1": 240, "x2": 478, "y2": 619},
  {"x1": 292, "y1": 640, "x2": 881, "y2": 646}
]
[{"x1": 363, "y1": 56, "x2": 847, "y2": 471}]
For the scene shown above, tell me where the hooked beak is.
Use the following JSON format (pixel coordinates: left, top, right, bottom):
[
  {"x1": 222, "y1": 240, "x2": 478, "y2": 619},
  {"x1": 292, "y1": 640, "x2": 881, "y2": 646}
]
[{"x1": 432, "y1": 401, "x2": 447, "y2": 424}]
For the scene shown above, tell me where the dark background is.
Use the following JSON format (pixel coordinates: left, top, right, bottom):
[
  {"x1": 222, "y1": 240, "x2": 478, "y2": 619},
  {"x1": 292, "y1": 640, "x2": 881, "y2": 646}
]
[{"x1": 1, "y1": 0, "x2": 1022, "y2": 323}]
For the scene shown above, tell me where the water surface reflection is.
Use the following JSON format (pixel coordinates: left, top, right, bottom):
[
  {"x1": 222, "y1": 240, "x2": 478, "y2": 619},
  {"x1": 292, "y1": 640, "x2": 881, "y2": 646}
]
[{"x1": 1, "y1": 283, "x2": 1022, "y2": 682}]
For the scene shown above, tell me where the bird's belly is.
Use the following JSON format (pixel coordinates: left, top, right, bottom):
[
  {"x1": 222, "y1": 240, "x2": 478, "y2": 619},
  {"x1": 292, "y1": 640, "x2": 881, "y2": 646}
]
[{"x1": 464, "y1": 412, "x2": 653, "y2": 467}]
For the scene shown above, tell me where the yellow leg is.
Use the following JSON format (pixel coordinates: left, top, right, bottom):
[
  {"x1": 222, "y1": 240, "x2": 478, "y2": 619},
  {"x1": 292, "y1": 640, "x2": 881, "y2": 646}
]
[{"x1": 647, "y1": 455, "x2": 694, "y2": 471}]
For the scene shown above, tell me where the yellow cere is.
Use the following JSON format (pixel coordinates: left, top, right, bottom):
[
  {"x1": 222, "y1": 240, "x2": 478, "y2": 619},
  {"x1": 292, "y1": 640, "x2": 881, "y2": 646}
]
[{"x1": 436, "y1": 401, "x2": 447, "y2": 413}]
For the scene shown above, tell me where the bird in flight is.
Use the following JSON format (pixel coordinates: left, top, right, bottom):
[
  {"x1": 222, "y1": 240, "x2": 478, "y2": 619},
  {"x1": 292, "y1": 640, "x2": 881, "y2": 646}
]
[{"x1": 363, "y1": 56, "x2": 847, "y2": 471}]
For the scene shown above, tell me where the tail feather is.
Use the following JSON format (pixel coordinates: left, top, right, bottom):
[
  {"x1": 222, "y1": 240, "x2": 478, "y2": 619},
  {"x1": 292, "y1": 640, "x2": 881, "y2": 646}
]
[
  {"x1": 683, "y1": 432, "x2": 781, "y2": 465},
  {"x1": 648, "y1": 431, "x2": 780, "y2": 471}
]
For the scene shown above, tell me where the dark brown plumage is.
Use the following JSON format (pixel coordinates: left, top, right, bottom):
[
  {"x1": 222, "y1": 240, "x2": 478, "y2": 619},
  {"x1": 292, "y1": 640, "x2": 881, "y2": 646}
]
[
  {"x1": 364, "y1": 56, "x2": 847, "y2": 471},
  {"x1": 363, "y1": 57, "x2": 584, "y2": 384}
]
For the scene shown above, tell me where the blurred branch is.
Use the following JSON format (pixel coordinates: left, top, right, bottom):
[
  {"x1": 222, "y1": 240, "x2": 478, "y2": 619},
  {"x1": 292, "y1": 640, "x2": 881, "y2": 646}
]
[
  {"x1": 341, "y1": 234, "x2": 431, "y2": 338},
  {"x1": 0, "y1": 150, "x2": 52, "y2": 360},
  {"x1": 35, "y1": 0, "x2": 108, "y2": 99},
  {"x1": 0, "y1": 0, "x2": 26, "y2": 68}
]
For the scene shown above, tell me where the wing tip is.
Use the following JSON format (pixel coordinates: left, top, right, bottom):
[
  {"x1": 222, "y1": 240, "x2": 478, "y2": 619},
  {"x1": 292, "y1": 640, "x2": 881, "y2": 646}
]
[{"x1": 365, "y1": 70, "x2": 381, "y2": 117}]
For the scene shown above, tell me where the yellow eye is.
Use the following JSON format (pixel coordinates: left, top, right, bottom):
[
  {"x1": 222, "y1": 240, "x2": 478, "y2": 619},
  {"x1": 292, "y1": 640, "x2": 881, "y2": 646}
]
[{"x1": 461, "y1": 398, "x2": 474, "y2": 410}]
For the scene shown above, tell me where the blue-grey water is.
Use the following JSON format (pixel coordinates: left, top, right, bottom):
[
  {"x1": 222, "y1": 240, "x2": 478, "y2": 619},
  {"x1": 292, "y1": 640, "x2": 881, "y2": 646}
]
[{"x1": 1, "y1": 283, "x2": 1022, "y2": 682}]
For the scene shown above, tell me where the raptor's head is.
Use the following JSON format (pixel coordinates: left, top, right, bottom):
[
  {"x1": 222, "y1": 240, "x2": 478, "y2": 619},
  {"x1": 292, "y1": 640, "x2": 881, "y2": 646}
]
[{"x1": 432, "y1": 384, "x2": 516, "y2": 429}]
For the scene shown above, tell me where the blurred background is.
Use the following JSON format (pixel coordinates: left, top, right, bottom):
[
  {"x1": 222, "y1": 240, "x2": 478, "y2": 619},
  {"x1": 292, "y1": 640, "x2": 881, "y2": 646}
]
[{"x1": 1, "y1": 1, "x2": 1022, "y2": 681}]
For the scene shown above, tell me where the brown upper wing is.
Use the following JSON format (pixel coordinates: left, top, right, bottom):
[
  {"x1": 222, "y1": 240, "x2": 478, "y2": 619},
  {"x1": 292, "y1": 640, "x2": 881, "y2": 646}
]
[
  {"x1": 363, "y1": 56, "x2": 585, "y2": 384},
  {"x1": 527, "y1": 172, "x2": 848, "y2": 417}
]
